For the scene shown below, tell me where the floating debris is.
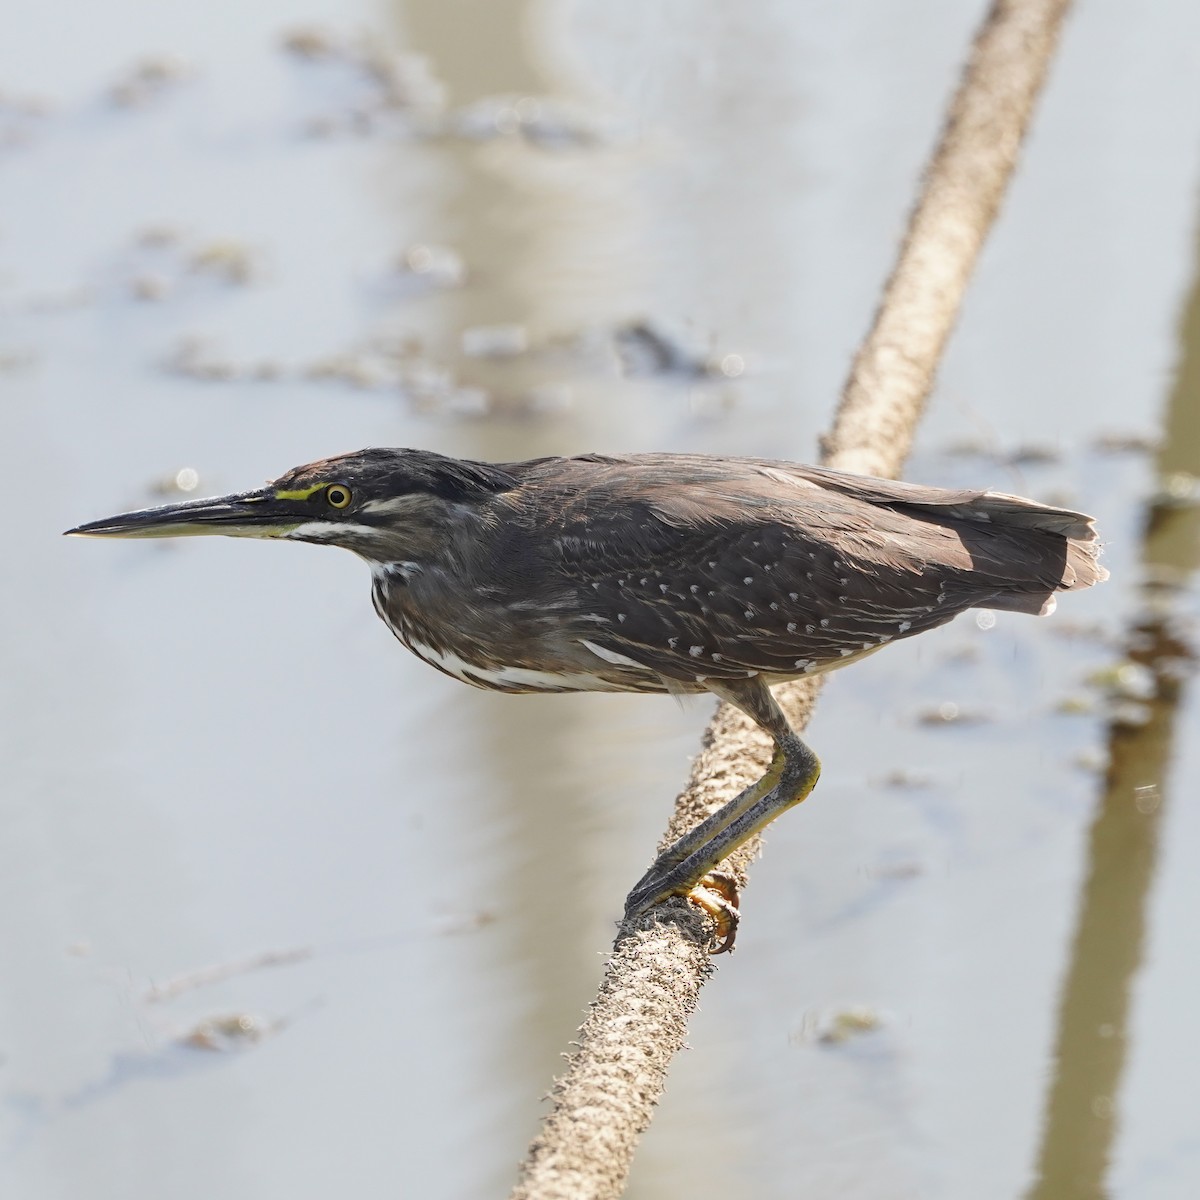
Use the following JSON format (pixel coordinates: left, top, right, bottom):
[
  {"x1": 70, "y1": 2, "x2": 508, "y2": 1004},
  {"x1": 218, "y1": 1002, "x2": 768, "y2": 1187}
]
[
  {"x1": 1007, "y1": 443, "x2": 1062, "y2": 467},
  {"x1": 870, "y1": 861, "x2": 924, "y2": 880},
  {"x1": 439, "y1": 386, "x2": 492, "y2": 418},
  {"x1": 0, "y1": 88, "x2": 53, "y2": 152},
  {"x1": 1047, "y1": 619, "x2": 1114, "y2": 646},
  {"x1": 940, "y1": 436, "x2": 994, "y2": 459},
  {"x1": 939, "y1": 438, "x2": 1062, "y2": 467},
  {"x1": 280, "y1": 25, "x2": 446, "y2": 131},
  {"x1": 434, "y1": 910, "x2": 497, "y2": 936},
  {"x1": 0, "y1": 347, "x2": 36, "y2": 373},
  {"x1": 612, "y1": 319, "x2": 745, "y2": 380},
  {"x1": 614, "y1": 320, "x2": 704, "y2": 377},
  {"x1": 460, "y1": 323, "x2": 529, "y2": 360},
  {"x1": 394, "y1": 242, "x2": 466, "y2": 291},
  {"x1": 814, "y1": 1005, "x2": 884, "y2": 1045},
  {"x1": 1109, "y1": 701, "x2": 1153, "y2": 729},
  {"x1": 306, "y1": 351, "x2": 393, "y2": 389},
  {"x1": 304, "y1": 336, "x2": 442, "y2": 395},
  {"x1": 1085, "y1": 660, "x2": 1156, "y2": 702},
  {"x1": 131, "y1": 272, "x2": 170, "y2": 301},
  {"x1": 169, "y1": 336, "x2": 240, "y2": 381},
  {"x1": 280, "y1": 26, "x2": 344, "y2": 59},
  {"x1": 189, "y1": 239, "x2": 260, "y2": 285},
  {"x1": 115, "y1": 229, "x2": 264, "y2": 303},
  {"x1": 145, "y1": 946, "x2": 312, "y2": 1003},
  {"x1": 361, "y1": 48, "x2": 445, "y2": 111},
  {"x1": 136, "y1": 224, "x2": 185, "y2": 248},
  {"x1": 1008, "y1": 444, "x2": 1065, "y2": 465},
  {"x1": 876, "y1": 768, "x2": 938, "y2": 789},
  {"x1": 450, "y1": 93, "x2": 614, "y2": 149},
  {"x1": 1074, "y1": 748, "x2": 1108, "y2": 773},
  {"x1": 1055, "y1": 694, "x2": 1096, "y2": 716},
  {"x1": 181, "y1": 1012, "x2": 282, "y2": 1053},
  {"x1": 1092, "y1": 431, "x2": 1158, "y2": 455},
  {"x1": 168, "y1": 336, "x2": 284, "y2": 383},
  {"x1": 110, "y1": 54, "x2": 196, "y2": 108}
]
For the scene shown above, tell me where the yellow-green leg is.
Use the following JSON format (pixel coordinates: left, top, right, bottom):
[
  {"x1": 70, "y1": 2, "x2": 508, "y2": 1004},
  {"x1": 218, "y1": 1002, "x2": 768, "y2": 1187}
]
[
  {"x1": 625, "y1": 746, "x2": 787, "y2": 896},
  {"x1": 623, "y1": 678, "x2": 822, "y2": 951}
]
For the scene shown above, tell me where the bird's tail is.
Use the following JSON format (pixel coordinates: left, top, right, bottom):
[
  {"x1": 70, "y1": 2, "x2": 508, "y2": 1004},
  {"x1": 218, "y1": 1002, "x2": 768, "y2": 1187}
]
[
  {"x1": 784, "y1": 463, "x2": 1108, "y2": 613},
  {"x1": 959, "y1": 490, "x2": 1108, "y2": 615}
]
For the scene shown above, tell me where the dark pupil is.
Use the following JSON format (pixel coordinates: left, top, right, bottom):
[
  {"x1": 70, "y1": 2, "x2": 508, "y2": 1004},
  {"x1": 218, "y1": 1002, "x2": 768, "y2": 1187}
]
[{"x1": 329, "y1": 488, "x2": 346, "y2": 505}]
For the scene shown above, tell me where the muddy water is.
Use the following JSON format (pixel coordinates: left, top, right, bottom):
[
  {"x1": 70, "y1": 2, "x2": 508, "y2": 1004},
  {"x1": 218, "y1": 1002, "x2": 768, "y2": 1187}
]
[{"x1": 2, "y1": 2, "x2": 1199, "y2": 1198}]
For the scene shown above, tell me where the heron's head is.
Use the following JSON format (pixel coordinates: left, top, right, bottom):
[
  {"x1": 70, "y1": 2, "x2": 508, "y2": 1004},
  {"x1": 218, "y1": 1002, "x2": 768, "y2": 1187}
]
[{"x1": 66, "y1": 447, "x2": 518, "y2": 563}]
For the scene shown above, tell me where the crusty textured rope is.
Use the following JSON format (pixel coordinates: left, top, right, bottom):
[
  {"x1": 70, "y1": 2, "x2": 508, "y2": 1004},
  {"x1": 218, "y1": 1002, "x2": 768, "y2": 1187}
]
[{"x1": 510, "y1": 3, "x2": 1073, "y2": 1196}]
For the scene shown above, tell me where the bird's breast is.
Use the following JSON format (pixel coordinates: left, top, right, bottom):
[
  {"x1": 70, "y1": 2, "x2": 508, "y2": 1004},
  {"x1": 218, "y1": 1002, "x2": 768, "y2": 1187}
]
[{"x1": 369, "y1": 565, "x2": 645, "y2": 694}]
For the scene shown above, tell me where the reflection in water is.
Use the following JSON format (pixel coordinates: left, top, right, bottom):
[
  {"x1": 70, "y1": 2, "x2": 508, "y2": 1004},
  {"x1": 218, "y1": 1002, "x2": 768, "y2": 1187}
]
[
  {"x1": 1026, "y1": 220, "x2": 1200, "y2": 1197},
  {"x1": 390, "y1": 0, "x2": 644, "y2": 430},
  {"x1": 384, "y1": 3, "x2": 666, "y2": 1190}
]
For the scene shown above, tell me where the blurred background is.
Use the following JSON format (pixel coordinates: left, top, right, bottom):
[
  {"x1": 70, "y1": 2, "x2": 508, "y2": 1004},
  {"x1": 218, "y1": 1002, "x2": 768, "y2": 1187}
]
[{"x1": 2, "y1": 1, "x2": 1199, "y2": 1197}]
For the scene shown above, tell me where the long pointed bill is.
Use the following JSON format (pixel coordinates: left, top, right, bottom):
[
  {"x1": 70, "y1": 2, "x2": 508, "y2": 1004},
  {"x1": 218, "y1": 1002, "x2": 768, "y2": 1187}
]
[{"x1": 64, "y1": 488, "x2": 300, "y2": 540}]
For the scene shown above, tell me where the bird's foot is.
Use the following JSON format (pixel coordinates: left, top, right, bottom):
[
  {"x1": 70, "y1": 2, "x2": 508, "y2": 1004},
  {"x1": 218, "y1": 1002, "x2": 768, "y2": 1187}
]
[
  {"x1": 624, "y1": 869, "x2": 741, "y2": 954},
  {"x1": 686, "y1": 871, "x2": 741, "y2": 954}
]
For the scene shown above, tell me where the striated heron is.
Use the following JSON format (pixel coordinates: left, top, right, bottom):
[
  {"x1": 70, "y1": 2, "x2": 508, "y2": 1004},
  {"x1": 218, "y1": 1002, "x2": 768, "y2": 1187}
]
[{"x1": 68, "y1": 448, "x2": 1107, "y2": 951}]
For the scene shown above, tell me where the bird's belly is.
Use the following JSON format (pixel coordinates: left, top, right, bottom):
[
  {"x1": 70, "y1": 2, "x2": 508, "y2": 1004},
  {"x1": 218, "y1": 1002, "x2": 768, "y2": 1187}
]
[{"x1": 372, "y1": 585, "x2": 636, "y2": 693}]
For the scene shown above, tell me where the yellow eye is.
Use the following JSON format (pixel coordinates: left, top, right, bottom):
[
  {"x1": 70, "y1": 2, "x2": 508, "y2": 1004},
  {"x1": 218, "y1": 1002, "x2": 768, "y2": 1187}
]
[{"x1": 326, "y1": 484, "x2": 352, "y2": 509}]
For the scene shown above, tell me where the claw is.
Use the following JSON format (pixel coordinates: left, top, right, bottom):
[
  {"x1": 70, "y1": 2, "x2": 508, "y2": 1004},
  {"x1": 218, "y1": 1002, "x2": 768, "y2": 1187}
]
[
  {"x1": 624, "y1": 869, "x2": 741, "y2": 954},
  {"x1": 686, "y1": 871, "x2": 741, "y2": 954}
]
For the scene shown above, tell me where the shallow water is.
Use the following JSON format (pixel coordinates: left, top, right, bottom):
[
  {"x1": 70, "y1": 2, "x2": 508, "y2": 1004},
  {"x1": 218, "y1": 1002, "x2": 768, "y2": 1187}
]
[{"x1": 2, "y1": 2, "x2": 1199, "y2": 1197}]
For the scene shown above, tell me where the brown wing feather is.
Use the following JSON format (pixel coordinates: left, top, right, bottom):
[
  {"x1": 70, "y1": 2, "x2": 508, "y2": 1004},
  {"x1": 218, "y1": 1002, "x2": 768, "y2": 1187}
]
[{"x1": 528, "y1": 454, "x2": 1104, "y2": 682}]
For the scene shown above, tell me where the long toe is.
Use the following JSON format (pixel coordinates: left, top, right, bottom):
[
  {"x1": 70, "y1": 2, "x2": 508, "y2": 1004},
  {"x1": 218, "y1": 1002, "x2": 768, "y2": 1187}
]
[{"x1": 687, "y1": 871, "x2": 741, "y2": 954}]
